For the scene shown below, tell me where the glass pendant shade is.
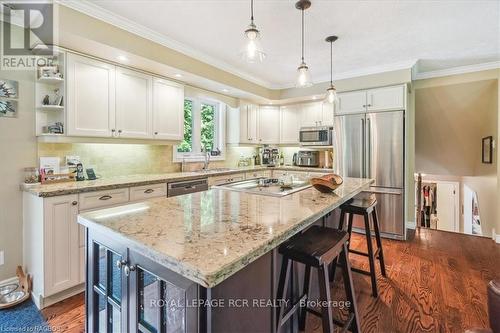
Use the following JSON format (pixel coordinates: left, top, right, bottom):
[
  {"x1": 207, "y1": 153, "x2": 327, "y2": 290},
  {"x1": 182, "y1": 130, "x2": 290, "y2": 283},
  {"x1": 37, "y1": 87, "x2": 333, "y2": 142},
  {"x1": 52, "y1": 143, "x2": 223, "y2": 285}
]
[
  {"x1": 296, "y1": 62, "x2": 313, "y2": 87},
  {"x1": 240, "y1": 24, "x2": 266, "y2": 63},
  {"x1": 325, "y1": 85, "x2": 337, "y2": 104}
]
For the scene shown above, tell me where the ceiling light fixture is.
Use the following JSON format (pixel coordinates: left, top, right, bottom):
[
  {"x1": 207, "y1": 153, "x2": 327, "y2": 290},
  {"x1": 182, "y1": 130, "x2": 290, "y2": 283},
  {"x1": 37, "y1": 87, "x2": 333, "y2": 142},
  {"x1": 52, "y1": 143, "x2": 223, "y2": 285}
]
[
  {"x1": 295, "y1": 0, "x2": 313, "y2": 88},
  {"x1": 240, "y1": 0, "x2": 265, "y2": 63},
  {"x1": 325, "y1": 35, "x2": 338, "y2": 104},
  {"x1": 175, "y1": 73, "x2": 183, "y2": 78},
  {"x1": 117, "y1": 55, "x2": 128, "y2": 62}
]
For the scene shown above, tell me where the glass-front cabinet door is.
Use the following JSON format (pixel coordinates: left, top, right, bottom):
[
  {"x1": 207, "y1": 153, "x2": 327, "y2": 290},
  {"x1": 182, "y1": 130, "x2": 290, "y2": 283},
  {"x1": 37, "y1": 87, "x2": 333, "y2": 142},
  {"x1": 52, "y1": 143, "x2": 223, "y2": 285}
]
[
  {"x1": 87, "y1": 229, "x2": 128, "y2": 333},
  {"x1": 128, "y1": 249, "x2": 199, "y2": 333}
]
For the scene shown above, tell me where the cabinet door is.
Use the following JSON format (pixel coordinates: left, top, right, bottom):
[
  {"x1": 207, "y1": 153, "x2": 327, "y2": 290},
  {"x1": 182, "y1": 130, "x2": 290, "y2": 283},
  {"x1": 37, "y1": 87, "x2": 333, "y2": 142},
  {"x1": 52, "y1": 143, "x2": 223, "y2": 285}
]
[
  {"x1": 336, "y1": 90, "x2": 367, "y2": 115},
  {"x1": 248, "y1": 104, "x2": 259, "y2": 142},
  {"x1": 128, "y1": 249, "x2": 199, "y2": 333},
  {"x1": 67, "y1": 53, "x2": 115, "y2": 137},
  {"x1": 300, "y1": 102, "x2": 322, "y2": 127},
  {"x1": 367, "y1": 85, "x2": 405, "y2": 111},
  {"x1": 153, "y1": 78, "x2": 184, "y2": 140},
  {"x1": 86, "y1": 229, "x2": 128, "y2": 333},
  {"x1": 280, "y1": 105, "x2": 300, "y2": 144},
  {"x1": 258, "y1": 105, "x2": 280, "y2": 144},
  {"x1": 115, "y1": 68, "x2": 153, "y2": 139},
  {"x1": 320, "y1": 101, "x2": 334, "y2": 126},
  {"x1": 44, "y1": 195, "x2": 79, "y2": 296}
]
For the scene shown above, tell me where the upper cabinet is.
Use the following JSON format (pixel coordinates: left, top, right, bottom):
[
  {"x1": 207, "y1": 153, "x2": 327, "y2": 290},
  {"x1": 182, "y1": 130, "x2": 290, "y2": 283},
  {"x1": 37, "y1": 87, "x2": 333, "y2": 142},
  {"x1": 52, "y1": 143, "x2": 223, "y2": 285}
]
[
  {"x1": 115, "y1": 67, "x2": 152, "y2": 139},
  {"x1": 336, "y1": 85, "x2": 406, "y2": 115},
  {"x1": 65, "y1": 52, "x2": 184, "y2": 141},
  {"x1": 258, "y1": 106, "x2": 280, "y2": 144},
  {"x1": 280, "y1": 105, "x2": 300, "y2": 144},
  {"x1": 299, "y1": 101, "x2": 333, "y2": 127},
  {"x1": 152, "y1": 79, "x2": 184, "y2": 141},
  {"x1": 366, "y1": 85, "x2": 405, "y2": 112},
  {"x1": 66, "y1": 53, "x2": 116, "y2": 137}
]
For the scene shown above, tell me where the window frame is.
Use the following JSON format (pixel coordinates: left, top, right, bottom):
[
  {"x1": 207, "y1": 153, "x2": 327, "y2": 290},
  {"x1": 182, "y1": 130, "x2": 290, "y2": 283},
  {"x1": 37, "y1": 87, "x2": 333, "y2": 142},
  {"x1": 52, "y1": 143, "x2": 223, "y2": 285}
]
[{"x1": 173, "y1": 97, "x2": 225, "y2": 162}]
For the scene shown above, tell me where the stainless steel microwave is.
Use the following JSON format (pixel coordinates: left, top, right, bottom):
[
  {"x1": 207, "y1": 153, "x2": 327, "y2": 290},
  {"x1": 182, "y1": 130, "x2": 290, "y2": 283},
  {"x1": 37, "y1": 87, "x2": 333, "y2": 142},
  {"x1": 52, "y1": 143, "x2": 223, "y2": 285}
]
[{"x1": 299, "y1": 126, "x2": 333, "y2": 146}]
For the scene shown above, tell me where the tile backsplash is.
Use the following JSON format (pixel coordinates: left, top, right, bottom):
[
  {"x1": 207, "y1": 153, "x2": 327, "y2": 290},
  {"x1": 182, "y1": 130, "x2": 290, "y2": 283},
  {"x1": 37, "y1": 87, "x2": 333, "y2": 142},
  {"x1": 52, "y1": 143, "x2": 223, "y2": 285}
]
[{"x1": 37, "y1": 143, "x2": 259, "y2": 178}]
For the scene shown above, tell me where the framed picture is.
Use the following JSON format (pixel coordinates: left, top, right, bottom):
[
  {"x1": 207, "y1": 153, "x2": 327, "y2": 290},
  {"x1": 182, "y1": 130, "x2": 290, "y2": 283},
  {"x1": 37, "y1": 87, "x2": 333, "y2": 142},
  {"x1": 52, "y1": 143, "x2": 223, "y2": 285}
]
[
  {"x1": 0, "y1": 99, "x2": 17, "y2": 118},
  {"x1": 0, "y1": 79, "x2": 19, "y2": 98},
  {"x1": 482, "y1": 136, "x2": 493, "y2": 164}
]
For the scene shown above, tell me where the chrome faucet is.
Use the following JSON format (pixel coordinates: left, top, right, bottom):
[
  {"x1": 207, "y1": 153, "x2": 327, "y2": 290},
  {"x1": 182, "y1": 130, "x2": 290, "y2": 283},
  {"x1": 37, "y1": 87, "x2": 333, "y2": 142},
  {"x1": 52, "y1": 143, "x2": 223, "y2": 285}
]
[{"x1": 202, "y1": 148, "x2": 211, "y2": 170}]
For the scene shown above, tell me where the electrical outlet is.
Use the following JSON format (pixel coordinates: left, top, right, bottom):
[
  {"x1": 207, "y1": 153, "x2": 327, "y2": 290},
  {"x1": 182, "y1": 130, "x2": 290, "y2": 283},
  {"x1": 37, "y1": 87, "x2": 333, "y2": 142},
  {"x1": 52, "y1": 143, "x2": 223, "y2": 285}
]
[{"x1": 0, "y1": 251, "x2": 4, "y2": 266}]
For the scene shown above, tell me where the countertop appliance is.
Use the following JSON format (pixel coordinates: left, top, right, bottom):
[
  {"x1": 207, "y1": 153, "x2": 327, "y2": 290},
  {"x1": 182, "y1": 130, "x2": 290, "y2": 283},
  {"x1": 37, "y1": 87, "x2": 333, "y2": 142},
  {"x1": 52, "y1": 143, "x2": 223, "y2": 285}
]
[
  {"x1": 212, "y1": 177, "x2": 311, "y2": 197},
  {"x1": 296, "y1": 150, "x2": 320, "y2": 167},
  {"x1": 334, "y1": 109, "x2": 405, "y2": 240},
  {"x1": 260, "y1": 147, "x2": 280, "y2": 166},
  {"x1": 167, "y1": 178, "x2": 208, "y2": 197},
  {"x1": 299, "y1": 126, "x2": 333, "y2": 146}
]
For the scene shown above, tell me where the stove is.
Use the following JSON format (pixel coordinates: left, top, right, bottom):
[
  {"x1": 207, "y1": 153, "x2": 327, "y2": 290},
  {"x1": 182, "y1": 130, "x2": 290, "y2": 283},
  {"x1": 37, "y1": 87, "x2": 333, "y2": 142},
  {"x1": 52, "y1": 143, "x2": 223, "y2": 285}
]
[{"x1": 212, "y1": 177, "x2": 311, "y2": 197}]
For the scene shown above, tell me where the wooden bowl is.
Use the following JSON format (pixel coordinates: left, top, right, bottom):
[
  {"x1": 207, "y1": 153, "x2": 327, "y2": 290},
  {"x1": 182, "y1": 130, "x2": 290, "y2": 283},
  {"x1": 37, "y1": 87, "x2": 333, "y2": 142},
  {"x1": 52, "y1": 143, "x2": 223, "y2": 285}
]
[{"x1": 310, "y1": 174, "x2": 344, "y2": 193}]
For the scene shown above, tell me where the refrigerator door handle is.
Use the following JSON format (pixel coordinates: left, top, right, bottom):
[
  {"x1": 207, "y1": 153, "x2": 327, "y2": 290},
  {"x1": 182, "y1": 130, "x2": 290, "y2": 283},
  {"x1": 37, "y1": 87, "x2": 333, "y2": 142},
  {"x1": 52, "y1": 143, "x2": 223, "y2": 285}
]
[
  {"x1": 361, "y1": 118, "x2": 365, "y2": 177},
  {"x1": 366, "y1": 117, "x2": 372, "y2": 179}
]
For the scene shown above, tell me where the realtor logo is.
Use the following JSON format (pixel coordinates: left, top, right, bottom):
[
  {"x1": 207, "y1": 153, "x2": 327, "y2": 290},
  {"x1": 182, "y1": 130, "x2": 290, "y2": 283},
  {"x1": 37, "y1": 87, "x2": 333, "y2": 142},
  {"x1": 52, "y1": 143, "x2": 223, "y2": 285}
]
[{"x1": 1, "y1": 2, "x2": 56, "y2": 70}]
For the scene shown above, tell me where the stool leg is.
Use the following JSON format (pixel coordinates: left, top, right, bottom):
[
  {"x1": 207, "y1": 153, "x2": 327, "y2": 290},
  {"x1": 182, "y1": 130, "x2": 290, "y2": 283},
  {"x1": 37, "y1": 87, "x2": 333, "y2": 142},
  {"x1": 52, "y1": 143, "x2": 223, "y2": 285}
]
[
  {"x1": 340, "y1": 243, "x2": 360, "y2": 333},
  {"x1": 276, "y1": 257, "x2": 291, "y2": 333},
  {"x1": 372, "y1": 208, "x2": 387, "y2": 277},
  {"x1": 330, "y1": 209, "x2": 347, "y2": 282},
  {"x1": 318, "y1": 263, "x2": 334, "y2": 333},
  {"x1": 299, "y1": 265, "x2": 311, "y2": 331},
  {"x1": 346, "y1": 213, "x2": 354, "y2": 252},
  {"x1": 364, "y1": 212, "x2": 378, "y2": 298}
]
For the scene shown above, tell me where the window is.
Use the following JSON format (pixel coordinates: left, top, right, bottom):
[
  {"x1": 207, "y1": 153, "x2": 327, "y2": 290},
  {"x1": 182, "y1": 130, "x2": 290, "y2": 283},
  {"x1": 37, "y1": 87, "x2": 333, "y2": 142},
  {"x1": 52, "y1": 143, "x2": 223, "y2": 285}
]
[{"x1": 175, "y1": 97, "x2": 224, "y2": 161}]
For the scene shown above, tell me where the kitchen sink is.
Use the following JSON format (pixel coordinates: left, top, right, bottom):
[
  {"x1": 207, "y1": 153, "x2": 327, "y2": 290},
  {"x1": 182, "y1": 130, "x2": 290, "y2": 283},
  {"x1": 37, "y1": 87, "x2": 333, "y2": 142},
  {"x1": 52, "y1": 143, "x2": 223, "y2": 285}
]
[{"x1": 212, "y1": 177, "x2": 311, "y2": 197}]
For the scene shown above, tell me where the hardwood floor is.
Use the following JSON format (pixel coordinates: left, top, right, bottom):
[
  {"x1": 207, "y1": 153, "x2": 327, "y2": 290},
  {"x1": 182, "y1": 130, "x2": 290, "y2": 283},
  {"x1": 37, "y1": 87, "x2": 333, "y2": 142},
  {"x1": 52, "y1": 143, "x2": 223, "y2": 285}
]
[{"x1": 41, "y1": 228, "x2": 499, "y2": 333}]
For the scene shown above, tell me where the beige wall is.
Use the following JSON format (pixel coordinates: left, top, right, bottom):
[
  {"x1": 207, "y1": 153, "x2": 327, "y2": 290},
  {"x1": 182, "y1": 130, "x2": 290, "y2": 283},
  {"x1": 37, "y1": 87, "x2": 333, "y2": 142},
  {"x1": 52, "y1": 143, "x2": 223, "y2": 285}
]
[
  {"x1": 0, "y1": 70, "x2": 37, "y2": 281},
  {"x1": 415, "y1": 76, "x2": 498, "y2": 237}
]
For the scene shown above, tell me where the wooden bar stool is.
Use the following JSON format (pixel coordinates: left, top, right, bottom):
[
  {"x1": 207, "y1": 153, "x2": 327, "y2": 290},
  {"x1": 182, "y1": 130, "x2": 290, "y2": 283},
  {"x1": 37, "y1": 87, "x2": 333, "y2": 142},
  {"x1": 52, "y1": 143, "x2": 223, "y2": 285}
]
[
  {"x1": 276, "y1": 226, "x2": 360, "y2": 333},
  {"x1": 333, "y1": 197, "x2": 386, "y2": 298}
]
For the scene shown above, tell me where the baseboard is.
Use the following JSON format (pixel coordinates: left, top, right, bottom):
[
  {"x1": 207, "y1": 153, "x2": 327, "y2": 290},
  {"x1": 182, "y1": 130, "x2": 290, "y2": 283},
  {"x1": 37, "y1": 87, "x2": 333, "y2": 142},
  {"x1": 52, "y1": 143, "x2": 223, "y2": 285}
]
[
  {"x1": 0, "y1": 276, "x2": 19, "y2": 286},
  {"x1": 406, "y1": 221, "x2": 416, "y2": 230}
]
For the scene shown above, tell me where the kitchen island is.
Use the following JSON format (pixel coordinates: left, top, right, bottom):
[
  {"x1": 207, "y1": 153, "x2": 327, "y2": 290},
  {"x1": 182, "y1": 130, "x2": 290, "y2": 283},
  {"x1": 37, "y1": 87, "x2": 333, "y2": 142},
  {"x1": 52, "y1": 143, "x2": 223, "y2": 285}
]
[{"x1": 78, "y1": 177, "x2": 372, "y2": 332}]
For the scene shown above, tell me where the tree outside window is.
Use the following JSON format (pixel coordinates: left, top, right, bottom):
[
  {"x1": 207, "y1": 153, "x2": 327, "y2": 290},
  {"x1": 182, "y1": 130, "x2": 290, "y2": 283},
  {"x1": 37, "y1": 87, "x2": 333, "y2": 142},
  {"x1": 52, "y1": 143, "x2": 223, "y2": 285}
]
[{"x1": 177, "y1": 100, "x2": 193, "y2": 152}]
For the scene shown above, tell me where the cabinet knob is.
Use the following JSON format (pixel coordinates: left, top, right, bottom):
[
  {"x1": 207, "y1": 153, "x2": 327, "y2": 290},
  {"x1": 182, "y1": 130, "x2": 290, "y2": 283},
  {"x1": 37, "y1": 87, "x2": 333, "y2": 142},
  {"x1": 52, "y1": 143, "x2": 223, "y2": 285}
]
[
  {"x1": 71, "y1": 201, "x2": 78, "y2": 206},
  {"x1": 154, "y1": 132, "x2": 158, "y2": 135},
  {"x1": 118, "y1": 129, "x2": 122, "y2": 134},
  {"x1": 99, "y1": 195, "x2": 112, "y2": 201},
  {"x1": 124, "y1": 264, "x2": 136, "y2": 277},
  {"x1": 116, "y1": 260, "x2": 127, "y2": 269},
  {"x1": 111, "y1": 129, "x2": 116, "y2": 132},
  {"x1": 367, "y1": 104, "x2": 372, "y2": 107}
]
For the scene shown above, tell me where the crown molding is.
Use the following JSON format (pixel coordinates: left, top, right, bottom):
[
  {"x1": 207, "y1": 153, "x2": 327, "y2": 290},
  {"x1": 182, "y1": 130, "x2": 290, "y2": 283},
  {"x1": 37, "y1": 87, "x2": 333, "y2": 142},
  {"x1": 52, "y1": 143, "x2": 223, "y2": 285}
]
[
  {"x1": 56, "y1": 0, "x2": 274, "y2": 88},
  {"x1": 413, "y1": 61, "x2": 500, "y2": 80}
]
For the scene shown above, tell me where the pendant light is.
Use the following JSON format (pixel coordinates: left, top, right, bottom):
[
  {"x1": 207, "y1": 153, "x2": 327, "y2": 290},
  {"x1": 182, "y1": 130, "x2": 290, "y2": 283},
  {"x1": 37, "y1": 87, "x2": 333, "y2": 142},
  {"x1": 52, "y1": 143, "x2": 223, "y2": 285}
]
[
  {"x1": 240, "y1": 0, "x2": 266, "y2": 63},
  {"x1": 325, "y1": 35, "x2": 338, "y2": 103},
  {"x1": 295, "y1": 0, "x2": 313, "y2": 87}
]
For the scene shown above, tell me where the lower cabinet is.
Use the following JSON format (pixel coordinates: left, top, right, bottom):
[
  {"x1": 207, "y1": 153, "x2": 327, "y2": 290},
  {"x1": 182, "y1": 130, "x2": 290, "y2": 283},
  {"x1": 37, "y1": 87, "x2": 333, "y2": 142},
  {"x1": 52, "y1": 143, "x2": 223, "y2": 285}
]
[
  {"x1": 208, "y1": 173, "x2": 245, "y2": 186},
  {"x1": 87, "y1": 229, "x2": 199, "y2": 333}
]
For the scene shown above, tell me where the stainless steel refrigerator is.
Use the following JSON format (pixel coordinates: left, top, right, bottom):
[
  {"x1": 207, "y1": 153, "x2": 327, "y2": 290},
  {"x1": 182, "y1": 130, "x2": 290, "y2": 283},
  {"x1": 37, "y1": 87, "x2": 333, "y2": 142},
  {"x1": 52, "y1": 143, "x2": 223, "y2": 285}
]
[{"x1": 334, "y1": 110, "x2": 405, "y2": 240}]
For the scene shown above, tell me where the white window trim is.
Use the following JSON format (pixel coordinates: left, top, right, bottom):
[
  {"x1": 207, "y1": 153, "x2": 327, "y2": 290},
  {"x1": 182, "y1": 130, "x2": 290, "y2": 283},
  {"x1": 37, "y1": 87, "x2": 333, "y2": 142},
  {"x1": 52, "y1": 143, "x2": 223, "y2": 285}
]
[{"x1": 173, "y1": 97, "x2": 226, "y2": 163}]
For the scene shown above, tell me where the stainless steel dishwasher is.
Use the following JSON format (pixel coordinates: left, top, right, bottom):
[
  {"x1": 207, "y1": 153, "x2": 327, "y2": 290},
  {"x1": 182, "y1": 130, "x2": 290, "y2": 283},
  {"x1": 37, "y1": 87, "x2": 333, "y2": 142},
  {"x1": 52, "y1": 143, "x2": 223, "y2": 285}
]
[{"x1": 167, "y1": 178, "x2": 209, "y2": 197}]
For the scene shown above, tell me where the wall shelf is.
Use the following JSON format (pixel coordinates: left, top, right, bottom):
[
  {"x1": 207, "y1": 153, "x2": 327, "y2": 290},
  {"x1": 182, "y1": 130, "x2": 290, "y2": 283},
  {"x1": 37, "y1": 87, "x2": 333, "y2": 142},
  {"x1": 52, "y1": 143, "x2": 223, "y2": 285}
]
[
  {"x1": 38, "y1": 105, "x2": 64, "y2": 112},
  {"x1": 37, "y1": 77, "x2": 64, "y2": 85}
]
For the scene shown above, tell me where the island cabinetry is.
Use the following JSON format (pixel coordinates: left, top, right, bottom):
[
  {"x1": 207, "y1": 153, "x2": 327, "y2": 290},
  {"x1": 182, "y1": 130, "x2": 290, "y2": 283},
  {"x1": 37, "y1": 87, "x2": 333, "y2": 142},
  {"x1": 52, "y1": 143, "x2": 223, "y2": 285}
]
[{"x1": 87, "y1": 228, "x2": 199, "y2": 333}]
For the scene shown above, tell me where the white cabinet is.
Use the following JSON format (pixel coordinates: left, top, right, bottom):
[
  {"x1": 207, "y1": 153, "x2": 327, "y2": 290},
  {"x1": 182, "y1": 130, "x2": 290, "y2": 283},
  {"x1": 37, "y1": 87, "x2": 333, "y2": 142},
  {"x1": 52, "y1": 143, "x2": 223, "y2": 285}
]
[
  {"x1": 43, "y1": 195, "x2": 80, "y2": 296},
  {"x1": 67, "y1": 53, "x2": 116, "y2": 137},
  {"x1": 336, "y1": 85, "x2": 406, "y2": 114},
  {"x1": 115, "y1": 67, "x2": 152, "y2": 139},
  {"x1": 78, "y1": 188, "x2": 130, "y2": 211},
  {"x1": 320, "y1": 101, "x2": 334, "y2": 126},
  {"x1": 336, "y1": 90, "x2": 367, "y2": 115},
  {"x1": 238, "y1": 104, "x2": 259, "y2": 143},
  {"x1": 208, "y1": 173, "x2": 245, "y2": 186},
  {"x1": 367, "y1": 85, "x2": 405, "y2": 111},
  {"x1": 245, "y1": 170, "x2": 272, "y2": 179},
  {"x1": 280, "y1": 105, "x2": 300, "y2": 144},
  {"x1": 300, "y1": 102, "x2": 322, "y2": 127},
  {"x1": 152, "y1": 78, "x2": 184, "y2": 140},
  {"x1": 258, "y1": 106, "x2": 280, "y2": 144},
  {"x1": 129, "y1": 183, "x2": 167, "y2": 201}
]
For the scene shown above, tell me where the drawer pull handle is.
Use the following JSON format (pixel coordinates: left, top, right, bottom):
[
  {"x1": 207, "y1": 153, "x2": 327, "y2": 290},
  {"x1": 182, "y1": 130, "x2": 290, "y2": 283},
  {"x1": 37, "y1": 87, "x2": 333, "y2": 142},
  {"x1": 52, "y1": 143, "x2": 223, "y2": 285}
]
[
  {"x1": 144, "y1": 189, "x2": 154, "y2": 194},
  {"x1": 99, "y1": 195, "x2": 112, "y2": 201}
]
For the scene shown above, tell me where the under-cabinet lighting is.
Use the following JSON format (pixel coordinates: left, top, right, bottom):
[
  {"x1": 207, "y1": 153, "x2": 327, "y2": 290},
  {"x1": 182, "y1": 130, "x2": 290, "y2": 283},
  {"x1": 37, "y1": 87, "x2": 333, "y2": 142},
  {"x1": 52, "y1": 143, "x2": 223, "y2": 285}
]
[
  {"x1": 175, "y1": 73, "x2": 183, "y2": 78},
  {"x1": 117, "y1": 55, "x2": 128, "y2": 62}
]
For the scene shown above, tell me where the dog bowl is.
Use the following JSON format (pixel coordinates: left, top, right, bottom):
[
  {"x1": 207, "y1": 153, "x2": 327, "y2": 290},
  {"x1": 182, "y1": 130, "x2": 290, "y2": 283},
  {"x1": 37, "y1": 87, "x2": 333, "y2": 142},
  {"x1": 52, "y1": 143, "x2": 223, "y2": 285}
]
[
  {"x1": 0, "y1": 283, "x2": 18, "y2": 296},
  {"x1": 0, "y1": 290, "x2": 26, "y2": 305}
]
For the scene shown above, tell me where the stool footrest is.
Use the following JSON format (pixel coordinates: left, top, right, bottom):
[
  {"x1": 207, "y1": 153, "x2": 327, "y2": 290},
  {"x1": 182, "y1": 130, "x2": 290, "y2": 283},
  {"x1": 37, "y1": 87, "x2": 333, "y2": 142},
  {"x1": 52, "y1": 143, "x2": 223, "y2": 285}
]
[
  {"x1": 305, "y1": 307, "x2": 322, "y2": 318},
  {"x1": 278, "y1": 293, "x2": 308, "y2": 327},
  {"x1": 351, "y1": 267, "x2": 372, "y2": 276},
  {"x1": 349, "y1": 247, "x2": 381, "y2": 259},
  {"x1": 338, "y1": 313, "x2": 356, "y2": 333}
]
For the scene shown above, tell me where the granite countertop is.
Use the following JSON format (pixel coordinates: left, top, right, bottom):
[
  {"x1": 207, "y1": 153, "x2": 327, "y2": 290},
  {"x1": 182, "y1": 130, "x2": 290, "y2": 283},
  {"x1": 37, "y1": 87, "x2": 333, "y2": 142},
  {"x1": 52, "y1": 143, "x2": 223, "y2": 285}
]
[
  {"x1": 78, "y1": 177, "x2": 373, "y2": 288},
  {"x1": 20, "y1": 166, "x2": 335, "y2": 197}
]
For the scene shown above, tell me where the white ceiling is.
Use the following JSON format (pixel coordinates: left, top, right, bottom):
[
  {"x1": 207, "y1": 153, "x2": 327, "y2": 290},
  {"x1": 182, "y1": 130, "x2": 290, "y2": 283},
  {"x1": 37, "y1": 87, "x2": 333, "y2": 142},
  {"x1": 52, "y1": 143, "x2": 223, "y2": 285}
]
[{"x1": 74, "y1": 0, "x2": 499, "y2": 89}]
